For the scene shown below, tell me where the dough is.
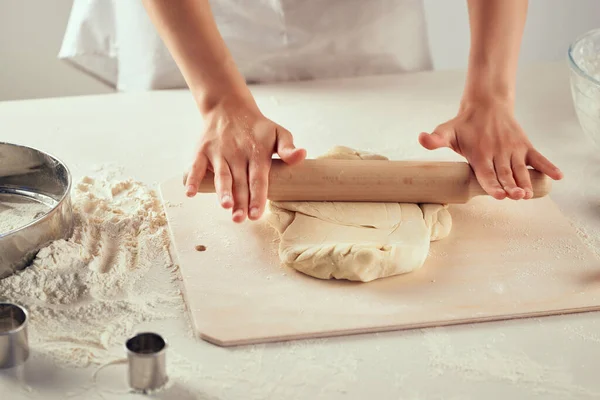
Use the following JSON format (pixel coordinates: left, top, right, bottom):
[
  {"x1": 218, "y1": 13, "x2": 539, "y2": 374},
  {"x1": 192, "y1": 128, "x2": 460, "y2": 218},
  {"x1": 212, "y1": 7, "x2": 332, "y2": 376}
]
[{"x1": 268, "y1": 146, "x2": 452, "y2": 282}]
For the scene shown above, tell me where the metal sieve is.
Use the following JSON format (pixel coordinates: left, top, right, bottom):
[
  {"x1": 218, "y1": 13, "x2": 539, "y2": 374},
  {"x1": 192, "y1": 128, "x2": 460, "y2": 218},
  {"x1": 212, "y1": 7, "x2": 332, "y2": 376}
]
[{"x1": 0, "y1": 142, "x2": 73, "y2": 279}]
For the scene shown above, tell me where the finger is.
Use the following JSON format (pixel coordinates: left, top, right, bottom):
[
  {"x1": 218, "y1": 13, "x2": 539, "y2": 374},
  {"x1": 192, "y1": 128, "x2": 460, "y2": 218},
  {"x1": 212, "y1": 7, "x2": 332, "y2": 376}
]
[
  {"x1": 185, "y1": 153, "x2": 209, "y2": 197},
  {"x1": 418, "y1": 127, "x2": 453, "y2": 151},
  {"x1": 511, "y1": 154, "x2": 533, "y2": 200},
  {"x1": 527, "y1": 150, "x2": 564, "y2": 180},
  {"x1": 494, "y1": 157, "x2": 525, "y2": 200},
  {"x1": 230, "y1": 160, "x2": 250, "y2": 223},
  {"x1": 212, "y1": 157, "x2": 234, "y2": 209},
  {"x1": 248, "y1": 157, "x2": 271, "y2": 221},
  {"x1": 276, "y1": 128, "x2": 306, "y2": 165},
  {"x1": 471, "y1": 159, "x2": 507, "y2": 200}
]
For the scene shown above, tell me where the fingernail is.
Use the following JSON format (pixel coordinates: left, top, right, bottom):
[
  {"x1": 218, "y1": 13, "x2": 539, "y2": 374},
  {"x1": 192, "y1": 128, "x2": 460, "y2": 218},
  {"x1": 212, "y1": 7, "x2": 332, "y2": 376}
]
[
  {"x1": 221, "y1": 194, "x2": 232, "y2": 205},
  {"x1": 249, "y1": 207, "x2": 260, "y2": 219},
  {"x1": 232, "y1": 209, "x2": 245, "y2": 222},
  {"x1": 186, "y1": 185, "x2": 196, "y2": 197}
]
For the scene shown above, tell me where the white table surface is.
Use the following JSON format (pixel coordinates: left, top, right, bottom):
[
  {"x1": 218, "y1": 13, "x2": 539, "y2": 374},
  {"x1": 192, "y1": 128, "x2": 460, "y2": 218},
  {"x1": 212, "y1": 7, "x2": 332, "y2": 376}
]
[{"x1": 1, "y1": 61, "x2": 600, "y2": 399}]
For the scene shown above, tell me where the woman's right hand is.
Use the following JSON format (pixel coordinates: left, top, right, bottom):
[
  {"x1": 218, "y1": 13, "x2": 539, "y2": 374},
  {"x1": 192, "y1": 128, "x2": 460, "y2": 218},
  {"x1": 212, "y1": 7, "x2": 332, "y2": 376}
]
[
  {"x1": 143, "y1": 0, "x2": 305, "y2": 223},
  {"x1": 185, "y1": 99, "x2": 306, "y2": 223}
]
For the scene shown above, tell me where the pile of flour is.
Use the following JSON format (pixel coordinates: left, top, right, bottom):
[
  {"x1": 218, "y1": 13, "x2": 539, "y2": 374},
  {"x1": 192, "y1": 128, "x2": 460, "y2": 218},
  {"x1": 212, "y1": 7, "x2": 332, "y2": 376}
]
[{"x1": 0, "y1": 168, "x2": 182, "y2": 367}]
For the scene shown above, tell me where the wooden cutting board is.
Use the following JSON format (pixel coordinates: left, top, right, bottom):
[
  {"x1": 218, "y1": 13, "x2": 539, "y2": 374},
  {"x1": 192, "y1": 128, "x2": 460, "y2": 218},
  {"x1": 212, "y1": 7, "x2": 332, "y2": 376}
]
[{"x1": 160, "y1": 176, "x2": 600, "y2": 347}]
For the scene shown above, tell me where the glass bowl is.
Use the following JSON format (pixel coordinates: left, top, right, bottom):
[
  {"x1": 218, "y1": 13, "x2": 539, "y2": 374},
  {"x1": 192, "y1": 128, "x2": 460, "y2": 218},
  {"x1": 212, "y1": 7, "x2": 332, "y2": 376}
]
[{"x1": 568, "y1": 28, "x2": 600, "y2": 146}]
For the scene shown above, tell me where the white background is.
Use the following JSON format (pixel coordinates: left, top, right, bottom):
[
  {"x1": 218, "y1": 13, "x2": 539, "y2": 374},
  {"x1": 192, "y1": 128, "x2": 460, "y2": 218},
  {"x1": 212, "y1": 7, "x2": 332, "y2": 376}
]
[{"x1": 1, "y1": 0, "x2": 599, "y2": 101}]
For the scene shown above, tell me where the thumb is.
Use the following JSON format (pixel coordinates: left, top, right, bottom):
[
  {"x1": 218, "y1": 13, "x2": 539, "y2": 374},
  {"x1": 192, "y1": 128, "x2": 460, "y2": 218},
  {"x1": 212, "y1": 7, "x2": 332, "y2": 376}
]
[
  {"x1": 276, "y1": 127, "x2": 306, "y2": 165},
  {"x1": 419, "y1": 129, "x2": 453, "y2": 151}
]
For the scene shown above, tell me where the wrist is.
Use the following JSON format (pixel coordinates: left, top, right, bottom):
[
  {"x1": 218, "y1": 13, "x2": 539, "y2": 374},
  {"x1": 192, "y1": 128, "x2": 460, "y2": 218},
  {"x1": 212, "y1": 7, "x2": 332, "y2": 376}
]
[
  {"x1": 461, "y1": 88, "x2": 514, "y2": 111},
  {"x1": 463, "y1": 61, "x2": 516, "y2": 107},
  {"x1": 189, "y1": 56, "x2": 258, "y2": 116},
  {"x1": 198, "y1": 87, "x2": 257, "y2": 114},
  {"x1": 197, "y1": 87, "x2": 262, "y2": 124},
  {"x1": 460, "y1": 70, "x2": 515, "y2": 112},
  {"x1": 459, "y1": 94, "x2": 515, "y2": 116},
  {"x1": 193, "y1": 80, "x2": 260, "y2": 118}
]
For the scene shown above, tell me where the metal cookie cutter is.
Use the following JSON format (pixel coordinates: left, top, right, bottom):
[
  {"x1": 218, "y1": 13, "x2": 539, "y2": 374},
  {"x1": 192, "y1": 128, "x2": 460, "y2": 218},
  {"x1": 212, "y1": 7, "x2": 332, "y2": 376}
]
[
  {"x1": 126, "y1": 332, "x2": 168, "y2": 392},
  {"x1": 0, "y1": 303, "x2": 29, "y2": 369}
]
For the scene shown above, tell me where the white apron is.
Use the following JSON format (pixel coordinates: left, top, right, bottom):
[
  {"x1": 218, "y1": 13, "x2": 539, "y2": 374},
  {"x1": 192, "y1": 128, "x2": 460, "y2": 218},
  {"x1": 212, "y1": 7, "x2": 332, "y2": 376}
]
[{"x1": 59, "y1": 0, "x2": 432, "y2": 91}]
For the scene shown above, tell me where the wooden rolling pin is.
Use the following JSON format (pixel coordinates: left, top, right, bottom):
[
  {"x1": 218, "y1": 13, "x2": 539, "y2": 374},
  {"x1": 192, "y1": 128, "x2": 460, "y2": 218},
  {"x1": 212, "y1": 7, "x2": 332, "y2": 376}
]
[{"x1": 191, "y1": 159, "x2": 551, "y2": 204}]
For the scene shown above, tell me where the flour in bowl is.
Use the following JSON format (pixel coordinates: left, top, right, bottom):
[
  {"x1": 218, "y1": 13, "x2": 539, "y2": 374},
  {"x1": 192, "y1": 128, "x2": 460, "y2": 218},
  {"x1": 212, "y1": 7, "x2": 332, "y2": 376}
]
[
  {"x1": 0, "y1": 196, "x2": 51, "y2": 234},
  {"x1": 0, "y1": 168, "x2": 182, "y2": 367}
]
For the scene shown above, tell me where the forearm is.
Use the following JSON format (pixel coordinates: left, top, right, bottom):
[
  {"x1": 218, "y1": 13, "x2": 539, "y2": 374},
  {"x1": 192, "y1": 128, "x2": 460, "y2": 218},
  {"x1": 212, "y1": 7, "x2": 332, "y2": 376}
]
[
  {"x1": 142, "y1": 0, "x2": 255, "y2": 114},
  {"x1": 464, "y1": 0, "x2": 528, "y2": 105}
]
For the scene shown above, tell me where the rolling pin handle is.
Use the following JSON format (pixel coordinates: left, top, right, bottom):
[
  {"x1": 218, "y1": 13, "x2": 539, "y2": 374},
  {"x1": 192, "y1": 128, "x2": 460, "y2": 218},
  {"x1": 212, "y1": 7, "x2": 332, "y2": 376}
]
[{"x1": 467, "y1": 168, "x2": 551, "y2": 200}]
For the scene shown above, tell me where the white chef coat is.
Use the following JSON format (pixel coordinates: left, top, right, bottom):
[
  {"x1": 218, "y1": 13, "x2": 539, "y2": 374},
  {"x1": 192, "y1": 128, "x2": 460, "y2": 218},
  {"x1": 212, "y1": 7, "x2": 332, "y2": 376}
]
[{"x1": 59, "y1": 0, "x2": 432, "y2": 91}]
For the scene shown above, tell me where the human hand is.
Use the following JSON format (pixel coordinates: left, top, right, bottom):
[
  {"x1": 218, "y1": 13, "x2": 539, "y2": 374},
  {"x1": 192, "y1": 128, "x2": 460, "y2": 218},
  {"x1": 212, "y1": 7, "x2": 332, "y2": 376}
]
[
  {"x1": 185, "y1": 100, "x2": 306, "y2": 223},
  {"x1": 418, "y1": 99, "x2": 563, "y2": 200}
]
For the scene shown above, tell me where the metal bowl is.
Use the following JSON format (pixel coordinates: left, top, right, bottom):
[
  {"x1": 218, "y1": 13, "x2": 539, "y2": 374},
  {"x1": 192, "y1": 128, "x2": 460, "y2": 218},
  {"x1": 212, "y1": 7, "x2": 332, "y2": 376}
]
[
  {"x1": 568, "y1": 28, "x2": 600, "y2": 147},
  {"x1": 0, "y1": 143, "x2": 73, "y2": 279}
]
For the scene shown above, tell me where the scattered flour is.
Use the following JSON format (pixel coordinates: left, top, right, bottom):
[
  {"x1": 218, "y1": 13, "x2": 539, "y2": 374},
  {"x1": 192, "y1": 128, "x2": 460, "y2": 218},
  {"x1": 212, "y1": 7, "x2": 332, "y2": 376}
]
[
  {"x1": 573, "y1": 223, "x2": 600, "y2": 259},
  {"x1": 0, "y1": 197, "x2": 50, "y2": 234},
  {"x1": 92, "y1": 338, "x2": 360, "y2": 399},
  {"x1": 0, "y1": 168, "x2": 182, "y2": 367},
  {"x1": 564, "y1": 324, "x2": 600, "y2": 344},
  {"x1": 423, "y1": 328, "x2": 600, "y2": 398}
]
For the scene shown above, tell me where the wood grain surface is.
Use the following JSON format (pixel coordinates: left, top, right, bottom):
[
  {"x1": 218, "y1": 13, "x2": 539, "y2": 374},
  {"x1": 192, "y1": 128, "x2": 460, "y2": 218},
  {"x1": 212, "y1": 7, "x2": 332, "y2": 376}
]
[{"x1": 161, "y1": 174, "x2": 600, "y2": 347}]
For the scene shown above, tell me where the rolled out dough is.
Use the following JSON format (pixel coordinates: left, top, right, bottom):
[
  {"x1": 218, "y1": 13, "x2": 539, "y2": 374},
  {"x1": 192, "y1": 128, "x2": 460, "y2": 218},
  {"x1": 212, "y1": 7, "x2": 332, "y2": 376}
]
[{"x1": 268, "y1": 146, "x2": 452, "y2": 282}]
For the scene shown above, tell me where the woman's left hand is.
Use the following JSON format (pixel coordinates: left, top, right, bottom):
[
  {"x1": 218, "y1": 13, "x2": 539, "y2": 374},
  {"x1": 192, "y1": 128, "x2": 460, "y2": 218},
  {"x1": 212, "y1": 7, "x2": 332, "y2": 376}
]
[{"x1": 418, "y1": 98, "x2": 563, "y2": 200}]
